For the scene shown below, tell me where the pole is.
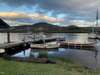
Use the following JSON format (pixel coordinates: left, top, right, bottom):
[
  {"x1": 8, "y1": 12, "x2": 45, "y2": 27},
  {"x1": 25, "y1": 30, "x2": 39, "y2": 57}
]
[
  {"x1": 96, "y1": 8, "x2": 99, "y2": 27},
  {"x1": 7, "y1": 31, "x2": 10, "y2": 43},
  {"x1": 95, "y1": 8, "x2": 99, "y2": 34}
]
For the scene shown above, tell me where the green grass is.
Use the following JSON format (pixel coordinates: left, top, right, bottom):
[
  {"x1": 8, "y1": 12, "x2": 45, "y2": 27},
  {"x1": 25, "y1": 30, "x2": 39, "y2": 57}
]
[{"x1": 0, "y1": 58, "x2": 99, "y2": 75}]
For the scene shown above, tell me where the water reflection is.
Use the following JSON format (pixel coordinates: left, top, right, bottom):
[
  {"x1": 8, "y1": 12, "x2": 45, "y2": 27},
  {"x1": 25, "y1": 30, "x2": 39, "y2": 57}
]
[
  {"x1": 9, "y1": 47, "x2": 98, "y2": 69},
  {"x1": 12, "y1": 49, "x2": 31, "y2": 58},
  {"x1": 11, "y1": 48, "x2": 66, "y2": 57}
]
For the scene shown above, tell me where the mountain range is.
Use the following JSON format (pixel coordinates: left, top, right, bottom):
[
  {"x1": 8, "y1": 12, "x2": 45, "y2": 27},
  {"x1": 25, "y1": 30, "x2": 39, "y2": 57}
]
[
  {"x1": 0, "y1": 18, "x2": 99, "y2": 33},
  {"x1": 12, "y1": 22, "x2": 87, "y2": 33}
]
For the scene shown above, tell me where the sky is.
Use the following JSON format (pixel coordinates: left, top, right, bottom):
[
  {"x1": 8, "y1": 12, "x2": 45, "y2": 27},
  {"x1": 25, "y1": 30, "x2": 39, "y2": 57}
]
[{"x1": 0, "y1": 0, "x2": 100, "y2": 27}]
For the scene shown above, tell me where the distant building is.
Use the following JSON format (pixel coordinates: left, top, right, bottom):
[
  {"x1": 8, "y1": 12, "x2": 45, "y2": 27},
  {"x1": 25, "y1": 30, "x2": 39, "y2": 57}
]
[{"x1": 0, "y1": 18, "x2": 10, "y2": 29}]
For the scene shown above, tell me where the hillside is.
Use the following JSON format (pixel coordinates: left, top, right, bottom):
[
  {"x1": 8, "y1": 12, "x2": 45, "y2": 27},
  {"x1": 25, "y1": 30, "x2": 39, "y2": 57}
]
[
  {"x1": 12, "y1": 22, "x2": 63, "y2": 32},
  {"x1": 10, "y1": 22, "x2": 100, "y2": 33}
]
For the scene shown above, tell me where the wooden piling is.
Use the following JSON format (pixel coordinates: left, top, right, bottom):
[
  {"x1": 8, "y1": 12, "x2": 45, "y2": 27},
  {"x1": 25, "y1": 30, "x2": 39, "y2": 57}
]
[{"x1": 7, "y1": 31, "x2": 10, "y2": 43}]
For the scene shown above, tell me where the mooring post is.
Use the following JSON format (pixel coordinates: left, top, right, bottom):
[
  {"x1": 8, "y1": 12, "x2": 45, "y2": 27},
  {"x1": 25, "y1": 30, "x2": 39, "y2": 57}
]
[
  {"x1": 7, "y1": 31, "x2": 10, "y2": 43},
  {"x1": 74, "y1": 43, "x2": 76, "y2": 49},
  {"x1": 68, "y1": 42, "x2": 69, "y2": 49}
]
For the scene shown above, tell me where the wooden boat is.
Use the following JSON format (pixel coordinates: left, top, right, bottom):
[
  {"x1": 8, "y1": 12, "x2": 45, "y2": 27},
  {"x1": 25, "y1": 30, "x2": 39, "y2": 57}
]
[
  {"x1": 32, "y1": 38, "x2": 58, "y2": 44},
  {"x1": 30, "y1": 32, "x2": 65, "y2": 49},
  {"x1": 31, "y1": 41, "x2": 60, "y2": 49}
]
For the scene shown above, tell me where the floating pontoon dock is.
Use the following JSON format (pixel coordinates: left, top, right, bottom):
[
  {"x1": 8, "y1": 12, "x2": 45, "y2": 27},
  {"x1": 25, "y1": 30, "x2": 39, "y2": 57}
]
[{"x1": 60, "y1": 41, "x2": 96, "y2": 51}]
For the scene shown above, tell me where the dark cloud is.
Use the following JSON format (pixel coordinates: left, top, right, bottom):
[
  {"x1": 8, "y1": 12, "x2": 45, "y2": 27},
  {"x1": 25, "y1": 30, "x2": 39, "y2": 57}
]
[
  {"x1": 0, "y1": 0, "x2": 99, "y2": 11},
  {"x1": 0, "y1": 0, "x2": 100, "y2": 26},
  {"x1": 0, "y1": 0, "x2": 37, "y2": 6},
  {"x1": 0, "y1": 0, "x2": 99, "y2": 17}
]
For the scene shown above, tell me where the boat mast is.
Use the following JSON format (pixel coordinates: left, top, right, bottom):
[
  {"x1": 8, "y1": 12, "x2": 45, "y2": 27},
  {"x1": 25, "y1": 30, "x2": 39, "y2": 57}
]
[
  {"x1": 96, "y1": 8, "x2": 99, "y2": 27},
  {"x1": 95, "y1": 8, "x2": 99, "y2": 34}
]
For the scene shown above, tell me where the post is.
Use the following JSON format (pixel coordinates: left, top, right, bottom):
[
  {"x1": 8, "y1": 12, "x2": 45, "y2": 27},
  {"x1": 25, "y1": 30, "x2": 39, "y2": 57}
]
[
  {"x1": 7, "y1": 31, "x2": 10, "y2": 43},
  {"x1": 68, "y1": 42, "x2": 69, "y2": 49},
  {"x1": 75, "y1": 44, "x2": 76, "y2": 49}
]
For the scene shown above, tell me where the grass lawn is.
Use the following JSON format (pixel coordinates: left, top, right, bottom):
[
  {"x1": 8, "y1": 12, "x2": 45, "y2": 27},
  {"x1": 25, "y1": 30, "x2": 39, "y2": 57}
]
[{"x1": 0, "y1": 58, "x2": 99, "y2": 75}]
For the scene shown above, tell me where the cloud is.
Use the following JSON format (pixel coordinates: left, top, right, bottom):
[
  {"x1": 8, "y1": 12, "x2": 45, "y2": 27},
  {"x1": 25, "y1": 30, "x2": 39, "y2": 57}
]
[
  {"x1": 0, "y1": 0, "x2": 99, "y2": 21},
  {"x1": 0, "y1": 0, "x2": 99, "y2": 13},
  {"x1": 70, "y1": 20, "x2": 93, "y2": 27},
  {"x1": 0, "y1": 0, "x2": 37, "y2": 6},
  {"x1": 0, "y1": 12, "x2": 64, "y2": 26},
  {"x1": 29, "y1": 13, "x2": 64, "y2": 23},
  {"x1": 38, "y1": 0, "x2": 100, "y2": 16},
  {"x1": 0, "y1": 0, "x2": 99, "y2": 26},
  {"x1": 0, "y1": 12, "x2": 29, "y2": 19}
]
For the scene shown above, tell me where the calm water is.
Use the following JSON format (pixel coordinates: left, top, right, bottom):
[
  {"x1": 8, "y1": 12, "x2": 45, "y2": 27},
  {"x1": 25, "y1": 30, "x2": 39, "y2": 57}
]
[
  {"x1": 0, "y1": 33, "x2": 91, "y2": 43},
  {"x1": 0, "y1": 33, "x2": 100, "y2": 69}
]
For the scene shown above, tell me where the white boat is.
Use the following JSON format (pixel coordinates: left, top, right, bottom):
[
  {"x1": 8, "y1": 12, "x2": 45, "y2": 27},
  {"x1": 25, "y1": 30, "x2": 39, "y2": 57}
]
[
  {"x1": 88, "y1": 8, "x2": 99, "y2": 39},
  {"x1": 31, "y1": 41, "x2": 60, "y2": 49},
  {"x1": 88, "y1": 33, "x2": 97, "y2": 39},
  {"x1": 29, "y1": 32, "x2": 65, "y2": 49}
]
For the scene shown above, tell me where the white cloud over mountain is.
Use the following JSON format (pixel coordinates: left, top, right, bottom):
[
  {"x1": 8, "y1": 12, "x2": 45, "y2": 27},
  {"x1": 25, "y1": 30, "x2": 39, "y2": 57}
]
[{"x1": 0, "y1": 0, "x2": 99, "y2": 27}]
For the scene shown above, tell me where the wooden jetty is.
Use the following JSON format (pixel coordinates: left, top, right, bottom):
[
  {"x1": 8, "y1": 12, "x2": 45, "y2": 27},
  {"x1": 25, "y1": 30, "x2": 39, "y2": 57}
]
[
  {"x1": 0, "y1": 42, "x2": 30, "y2": 55},
  {"x1": 60, "y1": 41, "x2": 96, "y2": 51},
  {"x1": 0, "y1": 40, "x2": 96, "y2": 54}
]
